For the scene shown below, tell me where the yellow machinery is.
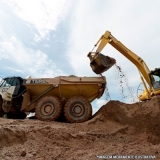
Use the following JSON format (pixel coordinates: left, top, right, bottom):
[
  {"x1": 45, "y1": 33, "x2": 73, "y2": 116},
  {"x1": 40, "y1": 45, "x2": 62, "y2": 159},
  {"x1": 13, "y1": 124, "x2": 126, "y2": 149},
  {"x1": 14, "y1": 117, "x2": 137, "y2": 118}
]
[
  {"x1": 0, "y1": 76, "x2": 106, "y2": 123},
  {"x1": 88, "y1": 31, "x2": 160, "y2": 101}
]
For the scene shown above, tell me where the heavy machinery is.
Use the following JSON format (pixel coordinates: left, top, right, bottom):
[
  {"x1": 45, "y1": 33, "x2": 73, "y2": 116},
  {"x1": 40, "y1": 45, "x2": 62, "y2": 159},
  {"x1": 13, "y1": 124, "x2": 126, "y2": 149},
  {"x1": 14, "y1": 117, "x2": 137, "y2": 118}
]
[
  {"x1": 88, "y1": 31, "x2": 160, "y2": 101},
  {"x1": 0, "y1": 77, "x2": 26, "y2": 119},
  {"x1": 0, "y1": 75, "x2": 106, "y2": 123}
]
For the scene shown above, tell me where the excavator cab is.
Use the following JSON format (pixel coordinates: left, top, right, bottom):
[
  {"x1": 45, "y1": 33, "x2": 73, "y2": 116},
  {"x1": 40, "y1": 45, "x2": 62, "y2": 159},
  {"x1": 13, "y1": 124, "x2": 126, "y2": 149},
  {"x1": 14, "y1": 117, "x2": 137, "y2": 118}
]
[
  {"x1": 88, "y1": 52, "x2": 116, "y2": 74},
  {"x1": 150, "y1": 68, "x2": 160, "y2": 90}
]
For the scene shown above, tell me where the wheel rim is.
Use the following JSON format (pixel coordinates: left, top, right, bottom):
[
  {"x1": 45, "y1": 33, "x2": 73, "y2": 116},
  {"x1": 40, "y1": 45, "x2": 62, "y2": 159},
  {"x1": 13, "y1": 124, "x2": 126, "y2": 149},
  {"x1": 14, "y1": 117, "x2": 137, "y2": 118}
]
[
  {"x1": 71, "y1": 102, "x2": 85, "y2": 117},
  {"x1": 64, "y1": 96, "x2": 92, "y2": 123},
  {"x1": 41, "y1": 102, "x2": 55, "y2": 116}
]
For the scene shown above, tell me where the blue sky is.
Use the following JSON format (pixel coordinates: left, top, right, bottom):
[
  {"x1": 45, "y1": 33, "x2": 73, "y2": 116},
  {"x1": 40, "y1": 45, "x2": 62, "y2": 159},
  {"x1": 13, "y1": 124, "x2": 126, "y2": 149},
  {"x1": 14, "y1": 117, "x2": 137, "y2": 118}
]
[{"x1": 0, "y1": 0, "x2": 160, "y2": 113}]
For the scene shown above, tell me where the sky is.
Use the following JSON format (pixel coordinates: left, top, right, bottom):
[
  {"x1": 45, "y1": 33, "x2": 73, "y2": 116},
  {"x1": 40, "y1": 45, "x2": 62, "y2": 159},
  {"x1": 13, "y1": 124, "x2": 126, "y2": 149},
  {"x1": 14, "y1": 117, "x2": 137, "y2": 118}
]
[{"x1": 0, "y1": 0, "x2": 160, "y2": 113}]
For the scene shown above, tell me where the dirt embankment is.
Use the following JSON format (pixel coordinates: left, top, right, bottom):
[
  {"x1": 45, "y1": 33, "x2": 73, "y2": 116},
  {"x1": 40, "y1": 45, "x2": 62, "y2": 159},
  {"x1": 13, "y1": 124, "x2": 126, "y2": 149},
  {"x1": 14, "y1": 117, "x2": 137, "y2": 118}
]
[{"x1": 0, "y1": 96, "x2": 160, "y2": 160}]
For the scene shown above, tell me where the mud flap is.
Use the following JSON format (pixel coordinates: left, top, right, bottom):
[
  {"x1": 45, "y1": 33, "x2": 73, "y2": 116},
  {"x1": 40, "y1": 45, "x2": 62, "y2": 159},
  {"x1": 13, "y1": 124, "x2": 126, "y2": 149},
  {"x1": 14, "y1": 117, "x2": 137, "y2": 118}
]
[{"x1": 89, "y1": 53, "x2": 116, "y2": 74}]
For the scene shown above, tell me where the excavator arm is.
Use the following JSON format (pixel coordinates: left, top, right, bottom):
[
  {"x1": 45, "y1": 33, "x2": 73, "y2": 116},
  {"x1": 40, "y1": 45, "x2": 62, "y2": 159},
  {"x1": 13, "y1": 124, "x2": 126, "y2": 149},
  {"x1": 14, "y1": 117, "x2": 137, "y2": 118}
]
[{"x1": 88, "y1": 31, "x2": 152, "y2": 89}]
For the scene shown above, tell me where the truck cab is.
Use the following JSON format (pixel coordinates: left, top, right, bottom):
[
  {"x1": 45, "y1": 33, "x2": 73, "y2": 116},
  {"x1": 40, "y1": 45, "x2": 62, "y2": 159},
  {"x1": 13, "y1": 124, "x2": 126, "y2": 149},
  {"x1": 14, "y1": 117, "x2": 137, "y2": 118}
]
[{"x1": 0, "y1": 77, "x2": 26, "y2": 118}]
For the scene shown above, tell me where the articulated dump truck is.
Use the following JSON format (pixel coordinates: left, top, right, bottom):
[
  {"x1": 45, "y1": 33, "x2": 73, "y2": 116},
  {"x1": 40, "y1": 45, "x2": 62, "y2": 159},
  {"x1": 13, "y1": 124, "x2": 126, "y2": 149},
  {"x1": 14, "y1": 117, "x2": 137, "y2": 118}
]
[{"x1": 0, "y1": 75, "x2": 106, "y2": 123}]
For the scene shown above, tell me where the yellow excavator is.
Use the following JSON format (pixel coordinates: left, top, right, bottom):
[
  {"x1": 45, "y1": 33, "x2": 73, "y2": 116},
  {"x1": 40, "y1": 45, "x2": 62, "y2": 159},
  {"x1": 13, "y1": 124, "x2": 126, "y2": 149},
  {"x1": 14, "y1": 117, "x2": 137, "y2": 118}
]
[{"x1": 88, "y1": 31, "x2": 160, "y2": 101}]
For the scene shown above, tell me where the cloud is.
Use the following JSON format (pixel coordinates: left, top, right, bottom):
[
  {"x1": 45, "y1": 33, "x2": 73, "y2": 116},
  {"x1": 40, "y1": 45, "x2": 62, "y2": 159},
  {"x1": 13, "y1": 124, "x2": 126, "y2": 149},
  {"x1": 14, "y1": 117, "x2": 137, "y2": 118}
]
[
  {"x1": 0, "y1": 36, "x2": 64, "y2": 77},
  {"x1": 3, "y1": 0, "x2": 71, "y2": 41},
  {"x1": 0, "y1": 1, "x2": 71, "y2": 78}
]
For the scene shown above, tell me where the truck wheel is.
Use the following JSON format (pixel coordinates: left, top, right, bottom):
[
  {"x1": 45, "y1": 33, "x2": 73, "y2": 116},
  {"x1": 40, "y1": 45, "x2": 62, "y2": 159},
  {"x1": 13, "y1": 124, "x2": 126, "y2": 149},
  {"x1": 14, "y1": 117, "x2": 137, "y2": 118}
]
[
  {"x1": 64, "y1": 96, "x2": 92, "y2": 123},
  {"x1": 35, "y1": 96, "x2": 62, "y2": 121},
  {"x1": 0, "y1": 98, "x2": 5, "y2": 117}
]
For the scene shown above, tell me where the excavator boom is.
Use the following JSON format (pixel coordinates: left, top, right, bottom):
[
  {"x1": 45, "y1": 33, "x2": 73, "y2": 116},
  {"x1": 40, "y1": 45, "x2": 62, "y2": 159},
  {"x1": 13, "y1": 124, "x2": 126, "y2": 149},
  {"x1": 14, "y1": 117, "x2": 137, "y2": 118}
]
[
  {"x1": 88, "y1": 30, "x2": 160, "y2": 101},
  {"x1": 88, "y1": 31, "x2": 152, "y2": 89}
]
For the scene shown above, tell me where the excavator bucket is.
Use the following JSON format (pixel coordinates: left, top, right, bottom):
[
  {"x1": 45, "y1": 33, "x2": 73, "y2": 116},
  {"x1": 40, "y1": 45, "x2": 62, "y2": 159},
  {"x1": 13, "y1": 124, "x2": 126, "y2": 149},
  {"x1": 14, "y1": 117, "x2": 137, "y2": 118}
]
[{"x1": 88, "y1": 52, "x2": 116, "y2": 74}]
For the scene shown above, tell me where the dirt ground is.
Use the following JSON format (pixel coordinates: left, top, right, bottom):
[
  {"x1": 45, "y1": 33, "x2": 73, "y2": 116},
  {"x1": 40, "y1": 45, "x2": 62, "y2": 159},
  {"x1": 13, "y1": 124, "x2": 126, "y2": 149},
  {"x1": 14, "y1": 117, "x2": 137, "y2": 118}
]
[{"x1": 0, "y1": 96, "x2": 160, "y2": 160}]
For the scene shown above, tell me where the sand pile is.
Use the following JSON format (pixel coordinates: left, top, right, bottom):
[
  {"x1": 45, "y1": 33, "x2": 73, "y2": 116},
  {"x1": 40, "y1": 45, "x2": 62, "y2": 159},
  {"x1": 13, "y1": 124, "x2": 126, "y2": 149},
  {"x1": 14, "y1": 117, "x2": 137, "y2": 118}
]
[
  {"x1": 92, "y1": 96, "x2": 160, "y2": 136},
  {"x1": 0, "y1": 96, "x2": 160, "y2": 159}
]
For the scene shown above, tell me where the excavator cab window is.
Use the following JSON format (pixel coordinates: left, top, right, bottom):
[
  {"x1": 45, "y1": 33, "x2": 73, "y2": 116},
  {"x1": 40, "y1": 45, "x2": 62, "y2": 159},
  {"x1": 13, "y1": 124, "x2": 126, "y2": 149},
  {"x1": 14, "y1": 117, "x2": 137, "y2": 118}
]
[{"x1": 150, "y1": 68, "x2": 160, "y2": 90}]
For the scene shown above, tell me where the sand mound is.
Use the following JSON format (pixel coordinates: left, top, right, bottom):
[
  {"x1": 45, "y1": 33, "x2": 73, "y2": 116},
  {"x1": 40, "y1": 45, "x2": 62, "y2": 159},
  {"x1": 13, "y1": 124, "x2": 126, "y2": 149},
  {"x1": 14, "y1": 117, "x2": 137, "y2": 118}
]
[
  {"x1": 0, "y1": 97, "x2": 160, "y2": 159},
  {"x1": 92, "y1": 96, "x2": 160, "y2": 135}
]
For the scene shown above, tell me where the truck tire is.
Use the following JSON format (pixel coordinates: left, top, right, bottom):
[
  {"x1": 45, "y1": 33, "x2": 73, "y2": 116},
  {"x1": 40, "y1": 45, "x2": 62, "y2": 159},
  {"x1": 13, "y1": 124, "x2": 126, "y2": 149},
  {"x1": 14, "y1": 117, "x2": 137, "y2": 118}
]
[
  {"x1": 35, "y1": 96, "x2": 62, "y2": 121},
  {"x1": 0, "y1": 98, "x2": 5, "y2": 117},
  {"x1": 64, "y1": 96, "x2": 92, "y2": 123}
]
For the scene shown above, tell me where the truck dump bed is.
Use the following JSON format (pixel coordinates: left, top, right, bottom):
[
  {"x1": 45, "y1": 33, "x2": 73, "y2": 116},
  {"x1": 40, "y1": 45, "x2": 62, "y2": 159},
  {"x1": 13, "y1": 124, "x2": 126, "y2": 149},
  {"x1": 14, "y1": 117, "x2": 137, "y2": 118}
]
[{"x1": 22, "y1": 76, "x2": 106, "y2": 112}]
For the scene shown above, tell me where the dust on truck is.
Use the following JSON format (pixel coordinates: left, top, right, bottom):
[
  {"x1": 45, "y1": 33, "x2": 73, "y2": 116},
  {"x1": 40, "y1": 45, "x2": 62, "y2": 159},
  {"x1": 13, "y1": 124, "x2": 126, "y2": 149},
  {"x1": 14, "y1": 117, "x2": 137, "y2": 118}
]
[{"x1": 0, "y1": 75, "x2": 106, "y2": 123}]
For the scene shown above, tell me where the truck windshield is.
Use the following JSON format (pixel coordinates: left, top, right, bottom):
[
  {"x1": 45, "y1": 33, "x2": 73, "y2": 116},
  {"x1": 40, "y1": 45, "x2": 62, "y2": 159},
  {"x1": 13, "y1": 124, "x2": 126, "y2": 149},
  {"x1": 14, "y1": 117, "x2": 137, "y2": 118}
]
[
  {"x1": 1, "y1": 78, "x2": 12, "y2": 87},
  {"x1": 0, "y1": 79, "x2": 4, "y2": 87},
  {"x1": 0, "y1": 77, "x2": 21, "y2": 87}
]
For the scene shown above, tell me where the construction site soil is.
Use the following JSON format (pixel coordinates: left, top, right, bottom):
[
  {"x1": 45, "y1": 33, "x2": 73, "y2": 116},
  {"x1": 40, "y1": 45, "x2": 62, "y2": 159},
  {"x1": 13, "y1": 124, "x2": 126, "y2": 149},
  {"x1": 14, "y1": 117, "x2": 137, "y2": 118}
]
[{"x1": 0, "y1": 96, "x2": 160, "y2": 160}]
